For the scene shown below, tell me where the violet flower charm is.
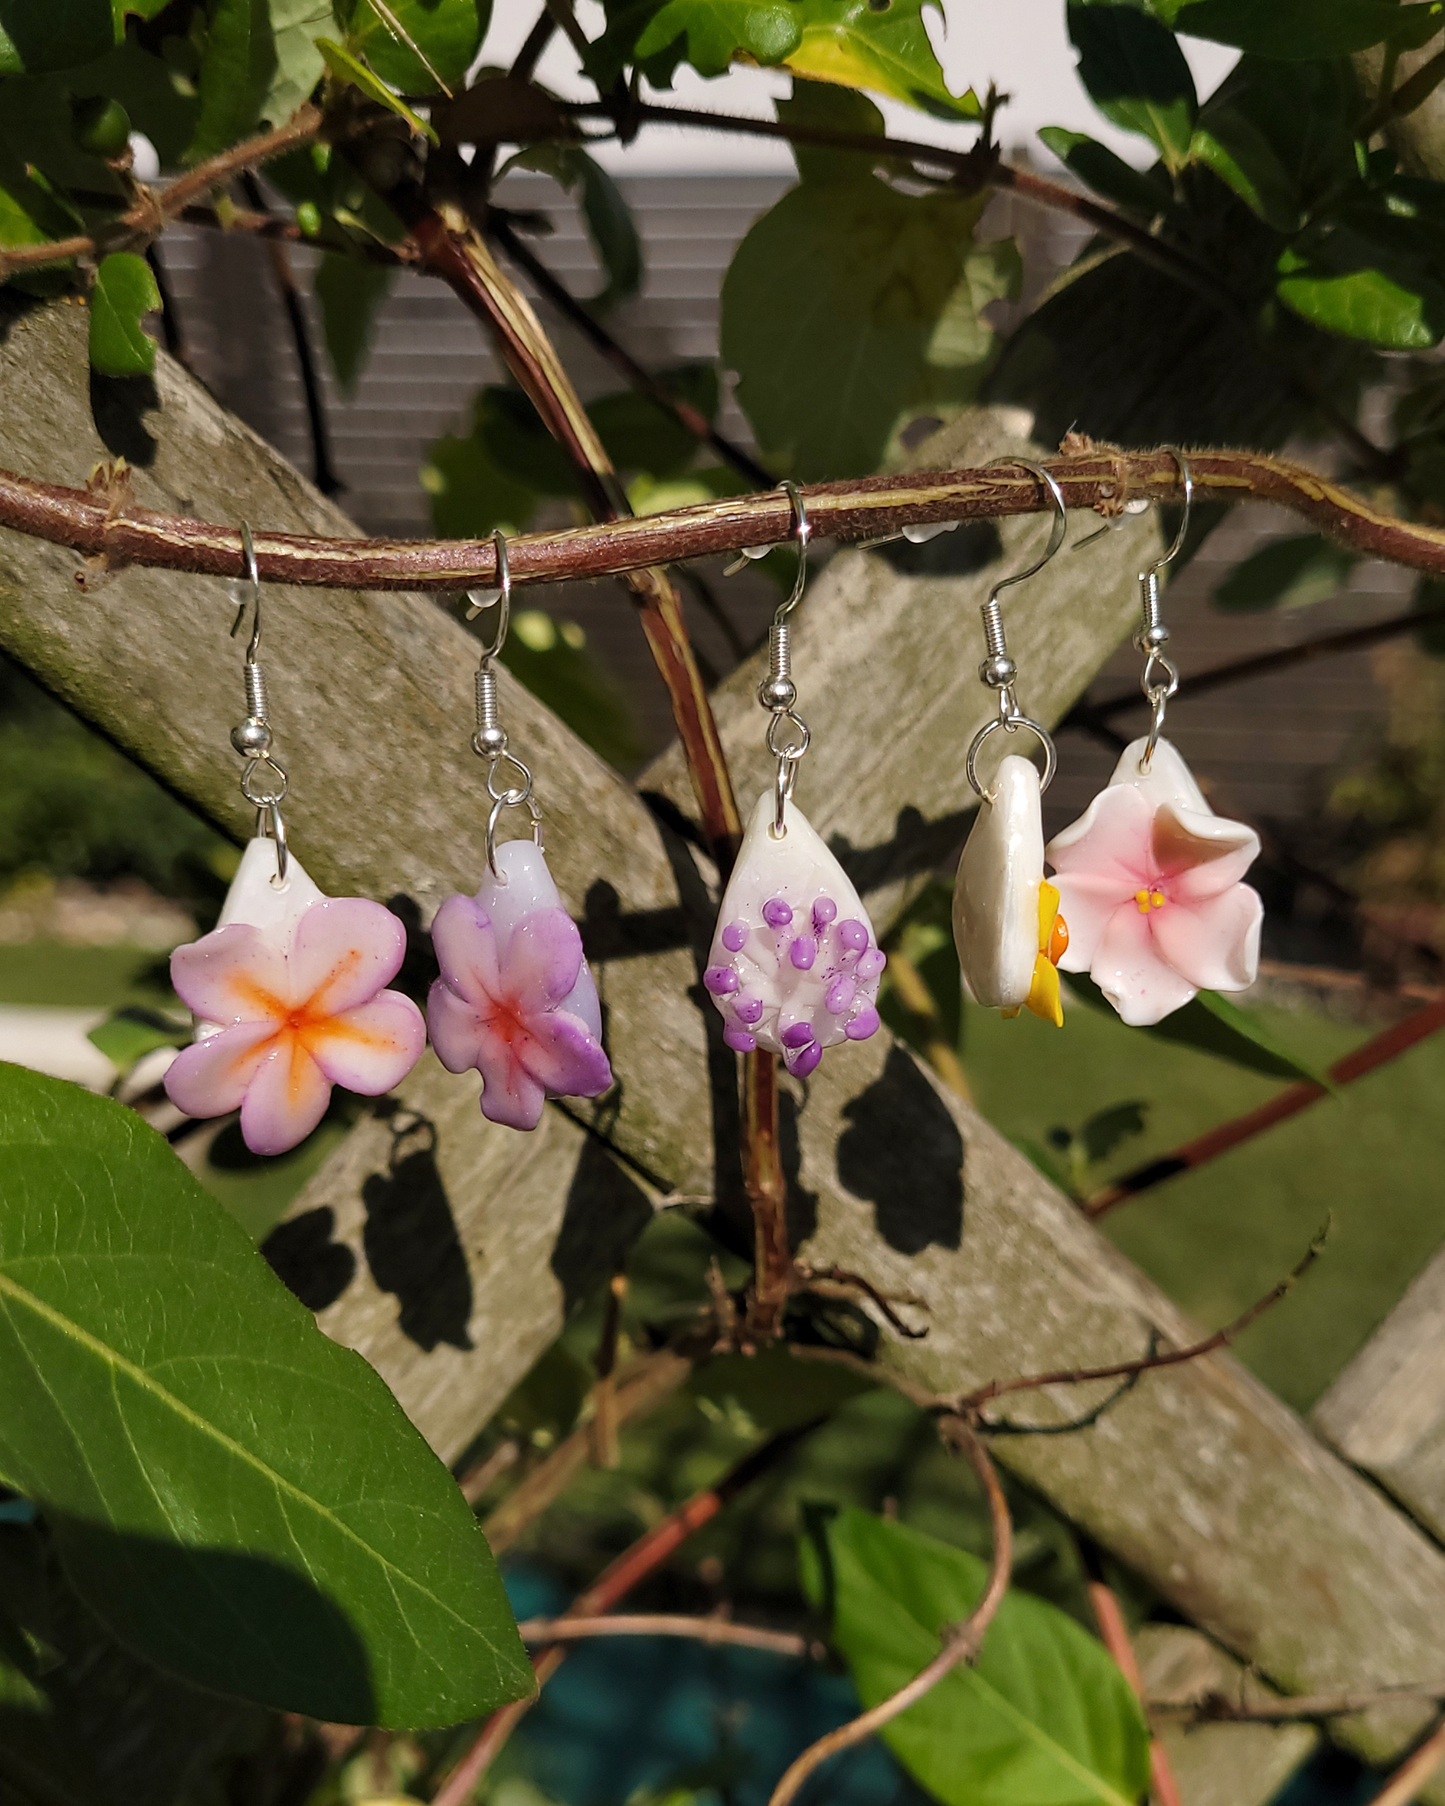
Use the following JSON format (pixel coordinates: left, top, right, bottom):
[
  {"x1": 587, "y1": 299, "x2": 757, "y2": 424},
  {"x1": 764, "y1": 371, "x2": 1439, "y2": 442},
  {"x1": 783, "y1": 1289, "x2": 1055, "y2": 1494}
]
[
  {"x1": 164, "y1": 839, "x2": 426, "y2": 1155},
  {"x1": 427, "y1": 840, "x2": 612, "y2": 1131},
  {"x1": 705, "y1": 791, "x2": 884, "y2": 1076},
  {"x1": 1046, "y1": 736, "x2": 1263, "y2": 1026}
]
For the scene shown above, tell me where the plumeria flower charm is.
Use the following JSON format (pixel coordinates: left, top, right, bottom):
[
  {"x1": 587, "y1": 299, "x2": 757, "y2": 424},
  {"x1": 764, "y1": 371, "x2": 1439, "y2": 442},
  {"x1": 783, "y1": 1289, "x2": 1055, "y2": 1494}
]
[
  {"x1": 705, "y1": 792, "x2": 884, "y2": 1077},
  {"x1": 1045, "y1": 736, "x2": 1262, "y2": 1026},
  {"x1": 164, "y1": 839, "x2": 426, "y2": 1155},
  {"x1": 953, "y1": 753, "x2": 1069, "y2": 1026},
  {"x1": 427, "y1": 840, "x2": 612, "y2": 1131}
]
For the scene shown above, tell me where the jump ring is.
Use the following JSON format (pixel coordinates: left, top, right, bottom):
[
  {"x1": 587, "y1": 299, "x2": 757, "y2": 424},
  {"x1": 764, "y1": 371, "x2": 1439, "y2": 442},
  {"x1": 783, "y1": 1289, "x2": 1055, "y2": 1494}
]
[
  {"x1": 485, "y1": 791, "x2": 544, "y2": 881},
  {"x1": 966, "y1": 714, "x2": 1057, "y2": 802}
]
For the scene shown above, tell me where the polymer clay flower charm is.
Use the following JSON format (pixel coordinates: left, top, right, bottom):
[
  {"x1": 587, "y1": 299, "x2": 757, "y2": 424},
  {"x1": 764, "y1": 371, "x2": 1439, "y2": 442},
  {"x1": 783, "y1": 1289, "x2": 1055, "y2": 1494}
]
[
  {"x1": 952, "y1": 753, "x2": 1069, "y2": 1025},
  {"x1": 704, "y1": 791, "x2": 884, "y2": 1076},
  {"x1": 427, "y1": 839, "x2": 612, "y2": 1131},
  {"x1": 1045, "y1": 736, "x2": 1262, "y2": 1027},
  {"x1": 164, "y1": 838, "x2": 426, "y2": 1155}
]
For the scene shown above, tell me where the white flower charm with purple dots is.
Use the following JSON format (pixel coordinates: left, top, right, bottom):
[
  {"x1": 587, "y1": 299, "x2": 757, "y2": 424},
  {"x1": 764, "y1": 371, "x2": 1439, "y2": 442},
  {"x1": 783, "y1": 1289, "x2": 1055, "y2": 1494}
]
[{"x1": 704, "y1": 791, "x2": 884, "y2": 1076}]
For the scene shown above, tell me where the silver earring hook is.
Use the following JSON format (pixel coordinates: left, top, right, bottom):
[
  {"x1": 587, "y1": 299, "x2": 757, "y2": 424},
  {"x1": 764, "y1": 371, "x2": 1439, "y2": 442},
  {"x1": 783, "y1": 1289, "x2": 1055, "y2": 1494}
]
[
  {"x1": 965, "y1": 459, "x2": 1067, "y2": 803},
  {"x1": 1136, "y1": 448, "x2": 1192, "y2": 772},
  {"x1": 465, "y1": 530, "x2": 537, "y2": 881},
  {"x1": 755, "y1": 482, "x2": 813, "y2": 838},
  {"x1": 775, "y1": 480, "x2": 811, "y2": 621},
  {"x1": 227, "y1": 521, "x2": 288, "y2": 885},
  {"x1": 465, "y1": 529, "x2": 512, "y2": 658}
]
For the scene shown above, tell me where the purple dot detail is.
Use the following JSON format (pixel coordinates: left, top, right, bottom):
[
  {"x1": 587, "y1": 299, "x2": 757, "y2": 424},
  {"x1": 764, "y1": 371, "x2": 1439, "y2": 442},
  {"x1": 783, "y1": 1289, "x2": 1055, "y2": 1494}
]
[
  {"x1": 703, "y1": 964, "x2": 739, "y2": 996},
  {"x1": 780, "y1": 1020, "x2": 815, "y2": 1050},
  {"x1": 856, "y1": 948, "x2": 886, "y2": 982},
  {"x1": 789, "y1": 1040, "x2": 823, "y2": 1079},
  {"x1": 721, "y1": 919, "x2": 748, "y2": 953},
  {"x1": 813, "y1": 896, "x2": 837, "y2": 928},
  {"x1": 723, "y1": 1025, "x2": 757, "y2": 1053},
  {"x1": 734, "y1": 993, "x2": 763, "y2": 1025},
  {"x1": 762, "y1": 897, "x2": 793, "y2": 929},
  {"x1": 838, "y1": 919, "x2": 868, "y2": 953},
  {"x1": 845, "y1": 1004, "x2": 881, "y2": 1042},
  {"x1": 790, "y1": 935, "x2": 817, "y2": 970},
  {"x1": 825, "y1": 977, "x2": 856, "y2": 1015}
]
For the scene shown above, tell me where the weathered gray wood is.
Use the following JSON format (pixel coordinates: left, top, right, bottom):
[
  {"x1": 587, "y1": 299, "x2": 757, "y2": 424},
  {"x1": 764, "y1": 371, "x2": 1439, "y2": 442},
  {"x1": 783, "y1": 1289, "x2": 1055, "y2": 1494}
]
[
  {"x1": 1313, "y1": 1242, "x2": 1445, "y2": 1543},
  {"x1": 8, "y1": 297, "x2": 1445, "y2": 1772},
  {"x1": 1135, "y1": 1625, "x2": 1318, "y2": 1806}
]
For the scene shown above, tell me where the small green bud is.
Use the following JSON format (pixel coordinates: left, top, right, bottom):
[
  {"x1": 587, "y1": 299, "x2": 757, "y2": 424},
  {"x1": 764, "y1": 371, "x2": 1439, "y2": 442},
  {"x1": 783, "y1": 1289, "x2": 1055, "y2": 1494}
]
[
  {"x1": 296, "y1": 201, "x2": 323, "y2": 238},
  {"x1": 72, "y1": 96, "x2": 132, "y2": 159}
]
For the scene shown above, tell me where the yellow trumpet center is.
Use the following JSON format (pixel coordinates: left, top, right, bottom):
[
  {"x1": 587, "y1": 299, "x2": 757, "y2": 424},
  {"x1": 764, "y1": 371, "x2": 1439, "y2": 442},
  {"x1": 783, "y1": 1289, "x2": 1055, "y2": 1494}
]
[{"x1": 1134, "y1": 887, "x2": 1167, "y2": 913}]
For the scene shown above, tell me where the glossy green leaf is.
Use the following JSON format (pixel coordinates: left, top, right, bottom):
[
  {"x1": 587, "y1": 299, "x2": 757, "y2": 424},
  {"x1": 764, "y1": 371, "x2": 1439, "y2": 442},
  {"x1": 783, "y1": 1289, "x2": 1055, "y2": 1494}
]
[
  {"x1": 88, "y1": 252, "x2": 160, "y2": 377},
  {"x1": 185, "y1": 0, "x2": 273, "y2": 163},
  {"x1": 345, "y1": 0, "x2": 488, "y2": 95},
  {"x1": 264, "y1": 0, "x2": 330, "y2": 125},
  {"x1": 1038, "y1": 126, "x2": 1172, "y2": 217},
  {"x1": 1166, "y1": 0, "x2": 1444, "y2": 57},
  {"x1": 1068, "y1": 1, "x2": 1198, "y2": 168},
  {"x1": 591, "y1": 363, "x2": 718, "y2": 474},
  {"x1": 1211, "y1": 533, "x2": 1356, "y2": 612},
  {"x1": 1277, "y1": 236, "x2": 1445, "y2": 349},
  {"x1": 721, "y1": 87, "x2": 997, "y2": 478},
  {"x1": 67, "y1": 40, "x2": 201, "y2": 170},
  {"x1": 1190, "y1": 111, "x2": 1300, "y2": 231},
  {"x1": 802, "y1": 1508, "x2": 1150, "y2": 1806},
  {"x1": 1065, "y1": 976, "x2": 1330, "y2": 1085},
  {"x1": 422, "y1": 422, "x2": 541, "y2": 539},
  {"x1": 315, "y1": 37, "x2": 438, "y2": 139},
  {"x1": 0, "y1": 0, "x2": 116, "y2": 76},
  {"x1": 0, "y1": 1063, "x2": 533, "y2": 1726},
  {"x1": 315, "y1": 251, "x2": 393, "y2": 394},
  {"x1": 602, "y1": 0, "x2": 977, "y2": 119},
  {"x1": 85, "y1": 1007, "x2": 189, "y2": 1073}
]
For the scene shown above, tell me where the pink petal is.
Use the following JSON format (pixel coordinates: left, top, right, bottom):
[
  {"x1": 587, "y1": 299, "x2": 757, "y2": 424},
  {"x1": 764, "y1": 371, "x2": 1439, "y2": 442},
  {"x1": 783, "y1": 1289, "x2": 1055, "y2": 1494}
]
[
  {"x1": 1050, "y1": 871, "x2": 1139, "y2": 973},
  {"x1": 1152, "y1": 804, "x2": 1261, "y2": 902},
  {"x1": 514, "y1": 1009, "x2": 612, "y2": 1099},
  {"x1": 477, "y1": 1053, "x2": 547, "y2": 1132},
  {"x1": 163, "y1": 1020, "x2": 277, "y2": 1118},
  {"x1": 238, "y1": 1038, "x2": 332, "y2": 1156},
  {"x1": 288, "y1": 898, "x2": 407, "y2": 1014},
  {"x1": 427, "y1": 977, "x2": 485, "y2": 1074},
  {"x1": 1045, "y1": 785, "x2": 1154, "y2": 897},
  {"x1": 306, "y1": 990, "x2": 426, "y2": 1095},
  {"x1": 170, "y1": 925, "x2": 287, "y2": 1025},
  {"x1": 1089, "y1": 903, "x2": 1200, "y2": 1027},
  {"x1": 1151, "y1": 884, "x2": 1263, "y2": 993},
  {"x1": 506, "y1": 909, "x2": 585, "y2": 1013},
  {"x1": 430, "y1": 893, "x2": 501, "y2": 1009}
]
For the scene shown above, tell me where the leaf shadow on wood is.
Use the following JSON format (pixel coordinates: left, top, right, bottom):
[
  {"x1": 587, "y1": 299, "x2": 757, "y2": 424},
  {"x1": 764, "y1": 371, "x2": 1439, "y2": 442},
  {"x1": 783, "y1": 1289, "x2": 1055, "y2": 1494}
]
[
  {"x1": 836, "y1": 1044, "x2": 964, "y2": 1255},
  {"x1": 88, "y1": 370, "x2": 159, "y2": 467},
  {"x1": 261, "y1": 1204, "x2": 357, "y2": 1313},
  {"x1": 550, "y1": 1133, "x2": 655, "y2": 1317},
  {"x1": 358, "y1": 1109, "x2": 475, "y2": 1353},
  {"x1": 830, "y1": 803, "x2": 974, "y2": 908}
]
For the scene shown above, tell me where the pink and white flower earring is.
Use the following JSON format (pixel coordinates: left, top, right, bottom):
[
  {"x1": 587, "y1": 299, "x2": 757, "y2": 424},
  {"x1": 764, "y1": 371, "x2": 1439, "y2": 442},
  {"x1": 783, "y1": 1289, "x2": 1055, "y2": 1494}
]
[
  {"x1": 426, "y1": 532, "x2": 612, "y2": 1130},
  {"x1": 705, "y1": 483, "x2": 885, "y2": 1076},
  {"x1": 951, "y1": 461, "x2": 1071, "y2": 1027},
  {"x1": 165, "y1": 526, "x2": 426, "y2": 1154},
  {"x1": 1046, "y1": 452, "x2": 1264, "y2": 1026}
]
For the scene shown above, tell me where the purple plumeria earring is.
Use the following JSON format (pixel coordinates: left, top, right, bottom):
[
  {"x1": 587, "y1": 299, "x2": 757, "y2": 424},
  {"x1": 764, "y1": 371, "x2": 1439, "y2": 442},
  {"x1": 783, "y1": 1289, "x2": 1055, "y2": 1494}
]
[
  {"x1": 704, "y1": 483, "x2": 885, "y2": 1076},
  {"x1": 426, "y1": 532, "x2": 613, "y2": 1131}
]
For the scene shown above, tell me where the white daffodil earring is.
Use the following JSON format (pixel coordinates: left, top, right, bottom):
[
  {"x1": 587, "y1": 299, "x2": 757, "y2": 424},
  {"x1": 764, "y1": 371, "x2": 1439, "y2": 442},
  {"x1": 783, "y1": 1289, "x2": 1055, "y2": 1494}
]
[
  {"x1": 952, "y1": 461, "x2": 1070, "y2": 1027},
  {"x1": 1047, "y1": 451, "x2": 1263, "y2": 1026},
  {"x1": 705, "y1": 483, "x2": 885, "y2": 1076}
]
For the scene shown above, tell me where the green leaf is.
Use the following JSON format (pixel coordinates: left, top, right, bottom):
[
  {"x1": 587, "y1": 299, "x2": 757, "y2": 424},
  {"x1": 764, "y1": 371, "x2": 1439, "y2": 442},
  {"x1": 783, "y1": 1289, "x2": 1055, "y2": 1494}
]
[
  {"x1": 1080, "y1": 1100, "x2": 1150, "y2": 1165},
  {"x1": 67, "y1": 40, "x2": 201, "y2": 170},
  {"x1": 1190, "y1": 110, "x2": 1301, "y2": 231},
  {"x1": 88, "y1": 252, "x2": 160, "y2": 377},
  {"x1": 263, "y1": 0, "x2": 330, "y2": 125},
  {"x1": 801, "y1": 1508, "x2": 1150, "y2": 1806},
  {"x1": 1211, "y1": 533, "x2": 1356, "y2": 611},
  {"x1": 316, "y1": 38, "x2": 438, "y2": 139},
  {"x1": 501, "y1": 614, "x2": 646, "y2": 771},
  {"x1": 1068, "y1": 1, "x2": 1198, "y2": 169},
  {"x1": 1038, "y1": 126, "x2": 1172, "y2": 218},
  {"x1": 508, "y1": 144, "x2": 643, "y2": 313},
  {"x1": 85, "y1": 1007, "x2": 188, "y2": 1073},
  {"x1": 185, "y1": 0, "x2": 275, "y2": 163},
  {"x1": 0, "y1": 0, "x2": 117, "y2": 76},
  {"x1": 591, "y1": 363, "x2": 718, "y2": 475},
  {"x1": 1167, "y1": 0, "x2": 1444, "y2": 57},
  {"x1": 1277, "y1": 228, "x2": 1445, "y2": 348},
  {"x1": 422, "y1": 419, "x2": 541, "y2": 539},
  {"x1": 1065, "y1": 975, "x2": 1331, "y2": 1085},
  {"x1": 720, "y1": 86, "x2": 996, "y2": 478},
  {"x1": 344, "y1": 0, "x2": 488, "y2": 95},
  {"x1": 0, "y1": 1063, "x2": 533, "y2": 1726},
  {"x1": 604, "y1": 0, "x2": 976, "y2": 118},
  {"x1": 314, "y1": 251, "x2": 393, "y2": 394}
]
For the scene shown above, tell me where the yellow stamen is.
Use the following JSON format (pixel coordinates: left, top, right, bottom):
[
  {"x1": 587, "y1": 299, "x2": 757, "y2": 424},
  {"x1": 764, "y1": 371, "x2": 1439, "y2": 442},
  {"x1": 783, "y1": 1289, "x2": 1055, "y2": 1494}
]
[
  {"x1": 1038, "y1": 880, "x2": 1060, "y2": 952},
  {"x1": 1135, "y1": 888, "x2": 1151, "y2": 913},
  {"x1": 1024, "y1": 953, "x2": 1064, "y2": 1027},
  {"x1": 1151, "y1": 890, "x2": 1165, "y2": 909}
]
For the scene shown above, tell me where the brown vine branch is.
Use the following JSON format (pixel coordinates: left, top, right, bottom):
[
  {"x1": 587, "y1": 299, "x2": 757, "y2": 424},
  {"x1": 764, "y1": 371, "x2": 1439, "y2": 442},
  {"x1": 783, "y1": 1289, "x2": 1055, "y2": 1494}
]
[
  {"x1": 434, "y1": 1421, "x2": 822, "y2": 1806},
  {"x1": 766, "y1": 1419, "x2": 1011, "y2": 1806},
  {"x1": 1366, "y1": 1715, "x2": 1445, "y2": 1806},
  {"x1": 0, "y1": 104, "x2": 323, "y2": 277},
  {"x1": 13, "y1": 449, "x2": 1445, "y2": 594},
  {"x1": 1168, "y1": 1681, "x2": 1445, "y2": 1725},
  {"x1": 1083, "y1": 1553, "x2": 1184, "y2": 1806},
  {"x1": 1085, "y1": 996, "x2": 1445, "y2": 1218},
  {"x1": 516, "y1": 1613, "x2": 811, "y2": 1658}
]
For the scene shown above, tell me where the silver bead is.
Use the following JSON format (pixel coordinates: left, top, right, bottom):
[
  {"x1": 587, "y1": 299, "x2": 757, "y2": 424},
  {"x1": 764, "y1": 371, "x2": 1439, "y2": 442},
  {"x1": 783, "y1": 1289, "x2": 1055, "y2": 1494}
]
[
  {"x1": 230, "y1": 717, "x2": 272, "y2": 756},
  {"x1": 1139, "y1": 622, "x2": 1171, "y2": 650},
  {"x1": 758, "y1": 675, "x2": 797, "y2": 711},
  {"x1": 979, "y1": 653, "x2": 1017, "y2": 689},
  {"x1": 473, "y1": 724, "x2": 509, "y2": 758}
]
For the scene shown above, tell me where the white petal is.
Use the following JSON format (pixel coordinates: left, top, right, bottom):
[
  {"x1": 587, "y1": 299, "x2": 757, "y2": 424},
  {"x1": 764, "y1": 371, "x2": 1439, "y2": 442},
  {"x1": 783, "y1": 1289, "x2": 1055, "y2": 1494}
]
[
  {"x1": 952, "y1": 754, "x2": 1043, "y2": 1010},
  {"x1": 216, "y1": 838, "x2": 324, "y2": 937}
]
